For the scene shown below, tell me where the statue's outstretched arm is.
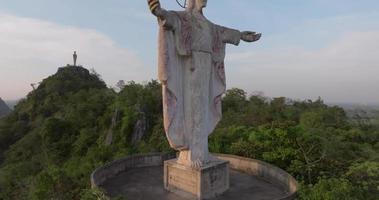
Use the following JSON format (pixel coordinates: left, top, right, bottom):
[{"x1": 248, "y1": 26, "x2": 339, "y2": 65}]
[
  {"x1": 218, "y1": 26, "x2": 242, "y2": 45},
  {"x1": 241, "y1": 31, "x2": 262, "y2": 43},
  {"x1": 218, "y1": 25, "x2": 262, "y2": 45},
  {"x1": 147, "y1": 0, "x2": 177, "y2": 29}
]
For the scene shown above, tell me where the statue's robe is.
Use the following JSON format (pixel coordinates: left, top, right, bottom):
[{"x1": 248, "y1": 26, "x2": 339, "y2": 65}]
[{"x1": 158, "y1": 10, "x2": 240, "y2": 164}]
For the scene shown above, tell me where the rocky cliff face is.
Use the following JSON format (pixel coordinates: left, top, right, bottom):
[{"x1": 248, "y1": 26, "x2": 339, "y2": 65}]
[{"x1": 0, "y1": 97, "x2": 11, "y2": 118}]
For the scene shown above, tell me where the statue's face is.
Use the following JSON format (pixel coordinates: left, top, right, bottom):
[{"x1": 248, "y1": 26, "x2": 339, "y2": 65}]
[{"x1": 195, "y1": 0, "x2": 207, "y2": 10}]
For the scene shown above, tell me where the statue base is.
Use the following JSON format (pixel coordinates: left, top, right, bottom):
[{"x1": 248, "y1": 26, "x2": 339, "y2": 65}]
[{"x1": 164, "y1": 159, "x2": 230, "y2": 200}]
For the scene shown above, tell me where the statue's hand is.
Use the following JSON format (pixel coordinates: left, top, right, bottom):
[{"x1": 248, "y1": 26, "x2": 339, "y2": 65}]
[
  {"x1": 147, "y1": 0, "x2": 161, "y2": 15},
  {"x1": 241, "y1": 31, "x2": 262, "y2": 42}
]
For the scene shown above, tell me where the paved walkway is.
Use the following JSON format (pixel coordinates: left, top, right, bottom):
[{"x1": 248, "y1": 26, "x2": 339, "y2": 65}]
[{"x1": 101, "y1": 166, "x2": 287, "y2": 200}]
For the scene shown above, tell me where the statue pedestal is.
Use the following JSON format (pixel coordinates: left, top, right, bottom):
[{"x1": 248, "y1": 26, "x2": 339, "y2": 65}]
[{"x1": 164, "y1": 159, "x2": 230, "y2": 200}]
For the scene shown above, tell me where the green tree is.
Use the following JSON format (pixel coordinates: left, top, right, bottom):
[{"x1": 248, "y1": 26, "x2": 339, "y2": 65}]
[
  {"x1": 346, "y1": 161, "x2": 379, "y2": 200},
  {"x1": 298, "y1": 178, "x2": 357, "y2": 200}
]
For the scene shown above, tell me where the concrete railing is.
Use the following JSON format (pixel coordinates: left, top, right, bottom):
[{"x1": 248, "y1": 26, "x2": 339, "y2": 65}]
[
  {"x1": 91, "y1": 152, "x2": 176, "y2": 188},
  {"x1": 215, "y1": 154, "x2": 298, "y2": 200}
]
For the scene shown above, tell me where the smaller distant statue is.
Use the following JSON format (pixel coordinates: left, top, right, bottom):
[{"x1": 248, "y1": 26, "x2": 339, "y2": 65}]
[{"x1": 73, "y1": 51, "x2": 78, "y2": 66}]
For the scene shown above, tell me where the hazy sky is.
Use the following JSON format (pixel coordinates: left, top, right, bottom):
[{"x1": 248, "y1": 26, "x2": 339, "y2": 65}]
[{"x1": 0, "y1": 0, "x2": 379, "y2": 104}]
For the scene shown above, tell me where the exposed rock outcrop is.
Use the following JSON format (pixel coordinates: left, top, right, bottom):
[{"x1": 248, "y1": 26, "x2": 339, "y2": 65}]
[{"x1": 131, "y1": 113, "x2": 147, "y2": 145}]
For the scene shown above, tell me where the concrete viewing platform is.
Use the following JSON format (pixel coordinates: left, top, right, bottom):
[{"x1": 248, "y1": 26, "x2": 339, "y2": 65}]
[
  {"x1": 102, "y1": 166, "x2": 287, "y2": 200},
  {"x1": 91, "y1": 153, "x2": 298, "y2": 200}
]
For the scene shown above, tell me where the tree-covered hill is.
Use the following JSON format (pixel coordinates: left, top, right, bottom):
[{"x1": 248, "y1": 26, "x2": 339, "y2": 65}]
[
  {"x1": 0, "y1": 66, "x2": 378, "y2": 200},
  {"x1": 0, "y1": 98, "x2": 11, "y2": 118},
  {"x1": 0, "y1": 66, "x2": 169, "y2": 200}
]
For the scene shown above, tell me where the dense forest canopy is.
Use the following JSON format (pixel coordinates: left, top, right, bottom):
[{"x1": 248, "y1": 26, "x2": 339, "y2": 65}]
[{"x1": 0, "y1": 66, "x2": 378, "y2": 200}]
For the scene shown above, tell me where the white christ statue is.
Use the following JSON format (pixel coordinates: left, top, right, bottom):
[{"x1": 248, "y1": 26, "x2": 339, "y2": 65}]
[{"x1": 147, "y1": 0, "x2": 261, "y2": 168}]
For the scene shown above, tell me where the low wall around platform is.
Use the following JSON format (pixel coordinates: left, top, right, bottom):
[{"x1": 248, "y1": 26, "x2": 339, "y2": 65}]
[
  {"x1": 91, "y1": 153, "x2": 298, "y2": 200},
  {"x1": 215, "y1": 154, "x2": 298, "y2": 200},
  {"x1": 90, "y1": 152, "x2": 176, "y2": 187}
]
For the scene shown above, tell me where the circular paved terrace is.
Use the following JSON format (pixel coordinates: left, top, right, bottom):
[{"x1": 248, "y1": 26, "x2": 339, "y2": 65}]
[
  {"x1": 102, "y1": 166, "x2": 287, "y2": 200},
  {"x1": 91, "y1": 153, "x2": 298, "y2": 200}
]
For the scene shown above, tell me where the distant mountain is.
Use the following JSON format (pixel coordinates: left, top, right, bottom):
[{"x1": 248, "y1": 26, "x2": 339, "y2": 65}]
[
  {"x1": 327, "y1": 102, "x2": 379, "y2": 119},
  {"x1": 4, "y1": 100, "x2": 20, "y2": 110},
  {"x1": 329, "y1": 103, "x2": 379, "y2": 111},
  {"x1": 0, "y1": 97, "x2": 11, "y2": 118}
]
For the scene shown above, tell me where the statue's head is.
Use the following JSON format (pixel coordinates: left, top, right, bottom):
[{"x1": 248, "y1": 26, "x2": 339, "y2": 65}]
[{"x1": 187, "y1": 0, "x2": 207, "y2": 11}]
